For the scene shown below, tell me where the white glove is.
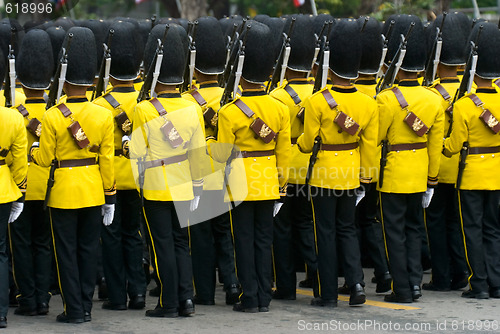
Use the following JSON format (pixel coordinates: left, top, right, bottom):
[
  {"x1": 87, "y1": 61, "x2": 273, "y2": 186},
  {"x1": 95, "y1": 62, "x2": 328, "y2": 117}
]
[
  {"x1": 9, "y1": 202, "x2": 24, "y2": 223},
  {"x1": 122, "y1": 135, "x2": 130, "y2": 145},
  {"x1": 273, "y1": 202, "x2": 284, "y2": 217},
  {"x1": 101, "y1": 204, "x2": 115, "y2": 226},
  {"x1": 190, "y1": 195, "x2": 200, "y2": 212},
  {"x1": 422, "y1": 188, "x2": 434, "y2": 208},
  {"x1": 32, "y1": 141, "x2": 39, "y2": 148},
  {"x1": 355, "y1": 189, "x2": 366, "y2": 206}
]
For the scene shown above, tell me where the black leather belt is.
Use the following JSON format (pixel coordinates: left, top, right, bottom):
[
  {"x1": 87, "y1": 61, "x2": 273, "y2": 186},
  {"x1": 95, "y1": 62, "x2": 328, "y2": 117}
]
[
  {"x1": 321, "y1": 142, "x2": 358, "y2": 151},
  {"x1": 144, "y1": 153, "x2": 188, "y2": 169},
  {"x1": 388, "y1": 142, "x2": 427, "y2": 152},
  {"x1": 469, "y1": 146, "x2": 500, "y2": 154},
  {"x1": 58, "y1": 158, "x2": 97, "y2": 168}
]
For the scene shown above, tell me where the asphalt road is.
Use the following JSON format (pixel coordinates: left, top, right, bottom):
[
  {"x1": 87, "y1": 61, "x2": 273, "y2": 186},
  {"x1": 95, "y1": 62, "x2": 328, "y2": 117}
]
[{"x1": 2, "y1": 270, "x2": 499, "y2": 334}]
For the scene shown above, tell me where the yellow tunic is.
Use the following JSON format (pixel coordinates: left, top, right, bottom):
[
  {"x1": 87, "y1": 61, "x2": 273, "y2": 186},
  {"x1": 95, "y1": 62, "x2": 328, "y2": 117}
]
[
  {"x1": 444, "y1": 87, "x2": 500, "y2": 190},
  {"x1": 130, "y1": 93, "x2": 207, "y2": 202},
  {"x1": 93, "y1": 85, "x2": 138, "y2": 190},
  {"x1": 270, "y1": 78, "x2": 313, "y2": 185},
  {"x1": 16, "y1": 99, "x2": 50, "y2": 201},
  {"x1": 377, "y1": 79, "x2": 445, "y2": 193},
  {"x1": 31, "y1": 96, "x2": 116, "y2": 209},
  {"x1": 0, "y1": 89, "x2": 26, "y2": 108},
  {"x1": 212, "y1": 89, "x2": 290, "y2": 201},
  {"x1": 355, "y1": 78, "x2": 380, "y2": 183},
  {"x1": 297, "y1": 85, "x2": 378, "y2": 190},
  {"x1": 430, "y1": 78, "x2": 461, "y2": 184},
  {"x1": 0, "y1": 106, "x2": 27, "y2": 204},
  {"x1": 182, "y1": 82, "x2": 225, "y2": 191}
]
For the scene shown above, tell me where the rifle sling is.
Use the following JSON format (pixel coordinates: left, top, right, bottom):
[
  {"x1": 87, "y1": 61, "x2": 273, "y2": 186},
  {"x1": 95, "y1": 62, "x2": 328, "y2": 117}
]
[
  {"x1": 103, "y1": 93, "x2": 121, "y2": 109},
  {"x1": 284, "y1": 85, "x2": 301, "y2": 105}
]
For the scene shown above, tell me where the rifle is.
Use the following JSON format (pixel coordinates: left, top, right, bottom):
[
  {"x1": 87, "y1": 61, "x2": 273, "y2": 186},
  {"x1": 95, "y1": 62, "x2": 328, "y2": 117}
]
[
  {"x1": 378, "y1": 139, "x2": 389, "y2": 188},
  {"x1": 309, "y1": 22, "x2": 327, "y2": 78},
  {"x1": 93, "y1": 29, "x2": 114, "y2": 100},
  {"x1": 180, "y1": 21, "x2": 198, "y2": 94},
  {"x1": 456, "y1": 142, "x2": 468, "y2": 189},
  {"x1": 423, "y1": 13, "x2": 447, "y2": 87},
  {"x1": 219, "y1": 24, "x2": 241, "y2": 89},
  {"x1": 46, "y1": 33, "x2": 73, "y2": 110},
  {"x1": 137, "y1": 25, "x2": 170, "y2": 103},
  {"x1": 43, "y1": 160, "x2": 57, "y2": 210},
  {"x1": 4, "y1": 28, "x2": 16, "y2": 107},
  {"x1": 445, "y1": 25, "x2": 483, "y2": 137},
  {"x1": 306, "y1": 136, "x2": 322, "y2": 201},
  {"x1": 266, "y1": 18, "x2": 296, "y2": 93},
  {"x1": 312, "y1": 21, "x2": 333, "y2": 94},
  {"x1": 375, "y1": 22, "x2": 415, "y2": 95},
  {"x1": 220, "y1": 24, "x2": 250, "y2": 108},
  {"x1": 376, "y1": 20, "x2": 395, "y2": 81}
]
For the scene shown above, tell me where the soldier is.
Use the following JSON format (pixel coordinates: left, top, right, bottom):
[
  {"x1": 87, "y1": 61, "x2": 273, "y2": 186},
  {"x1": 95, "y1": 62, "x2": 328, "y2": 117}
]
[
  {"x1": 211, "y1": 20, "x2": 291, "y2": 313},
  {"x1": 424, "y1": 12, "x2": 470, "y2": 292},
  {"x1": 0, "y1": 48, "x2": 28, "y2": 329},
  {"x1": 30, "y1": 27, "x2": 116, "y2": 323},
  {"x1": 443, "y1": 22, "x2": 500, "y2": 299},
  {"x1": 8, "y1": 29, "x2": 54, "y2": 317},
  {"x1": 296, "y1": 19, "x2": 377, "y2": 308},
  {"x1": 128, "y1": 23, "x2": 206, "y2": 318},
  {"x1": 377, "y1": 15, "x2": 444, "y2": 303},
  {"x1": 92, "y1": 20, "x2": 146, "y2": 311},
  {"x1": 269, "y1": 15, "x2": 318, "y2": 301},
  {"x1": 182, "y1": 16, "x2": 240, "y2": 306},
  {"x1": 349, "y1": 16, "x2": 392, "y2": 294}
]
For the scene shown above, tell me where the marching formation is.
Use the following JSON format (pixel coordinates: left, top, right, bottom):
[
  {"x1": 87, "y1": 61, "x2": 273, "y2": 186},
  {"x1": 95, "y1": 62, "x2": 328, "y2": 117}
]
[{"x1": 0, "y1": 10, "x2": 499, "y2": 329}]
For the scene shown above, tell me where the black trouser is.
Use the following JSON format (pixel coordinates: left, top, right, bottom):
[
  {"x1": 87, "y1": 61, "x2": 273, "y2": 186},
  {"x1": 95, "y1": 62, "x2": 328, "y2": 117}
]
[
  {"x1": 143, "y1": 200, "x2": 193, "y2": 309},
  {"x1": 231, "y1": 200, "x2": 274, "y2": 308},
  {"x1": 311, "y1": 187, "x2": 363, "y2": 301},
  {"x1": 458, "y1": 190, "x2": 500, "y2": 292},
  {"x1": 0, "y1": 203, "x2": 10, "y2": 317},
  {"x1": 380, "y1": 192, "x2": 423, "y2": 298},
  {"x1": 190, "y1": 193, "x2": 237, "y2": 301},
  {"x1": 355, "y1": 184, "x2": 388, "y2": 281},
  {"x1": 50, "y1": 206, "x2": 101, "y2": 319},
  {"x1": 425, "y1": 183, "x2": 467, "y2": 289},
  {"x1": 101, "y1": 190, "x2": 146, "y2": 305},
  {"x1": 273, "y1": 184, "x2": 317, "y2": 296},
  {"x1": 9, "y1": 200, "x2": 51, "y2": 308}
]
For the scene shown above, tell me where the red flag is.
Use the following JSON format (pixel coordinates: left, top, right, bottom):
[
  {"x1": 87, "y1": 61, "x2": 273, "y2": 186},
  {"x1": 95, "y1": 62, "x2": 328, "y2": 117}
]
[{"x1": 293, "y1": 0, "x2": 305, "y2": 7}]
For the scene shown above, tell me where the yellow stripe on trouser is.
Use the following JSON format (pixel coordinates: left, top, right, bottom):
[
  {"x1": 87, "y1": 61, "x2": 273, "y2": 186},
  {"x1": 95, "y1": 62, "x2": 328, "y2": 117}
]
[
  {"x1": 187, "y1": 220, "x2": 196, "y2": 295},
  {"x1": 310, "y1": 197, "x2": 321, "y2": 297},
  {"x1": 142, "y1": 206, "x2": 164, "y2": 307},
  {"x1": 422, "y1": 209, "x2": 433, "y2": 282},
  {"x1": 229, "y1": 207, "x2": 243, "y2": 300},
  {"x1": 378, "y1": 192, "x2": 394, "y2": 293},
  {"x1": 7, "y1": 224, "x2": 19, "y2": 292},
  {"x1": 49, "y1": 208, "x2": 66, "y2": 313},
  {"x1": 457, "y1": 190, "x2": 473, "y2": 290}
]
